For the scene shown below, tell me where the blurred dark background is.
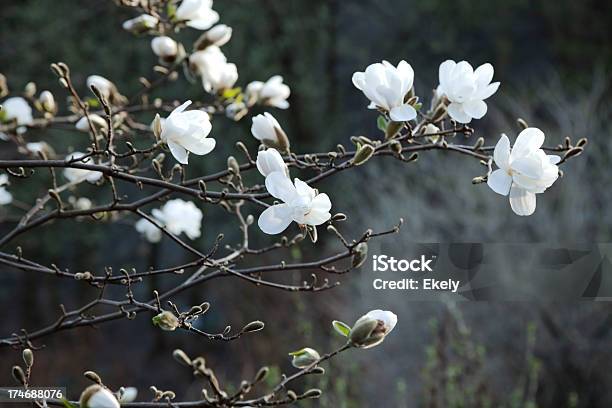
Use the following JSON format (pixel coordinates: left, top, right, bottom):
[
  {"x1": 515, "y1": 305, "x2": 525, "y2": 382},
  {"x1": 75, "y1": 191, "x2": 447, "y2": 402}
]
[{"x1": 1, "y1": 0, "x2": 612, "y2": 407}]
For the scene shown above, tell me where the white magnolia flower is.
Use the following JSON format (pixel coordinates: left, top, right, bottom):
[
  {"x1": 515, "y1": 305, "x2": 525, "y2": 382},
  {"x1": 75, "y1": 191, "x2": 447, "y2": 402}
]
[
  {"x1": 258, "y1": 172, "x2": 331, "y2": 234},
  {"x1": 63, "y1": 152, "x2": 103, "y2": 183},
  {"x1": 352, "y1": 60, "x2": 416, "y2": 122},
  {"x1": 437, "y1": 60, "x2": 500, "y2": 124},
  {"x1": 251, "y1": 113, "x2": 289, "y2": 150},
  {"x1": 86, "y1": 75, "x2": 115, "y2": 100},
  {"x1": 487, "y1": 128, "x2": 560, "y2": 216},
  {"x1": 189, "y1": 46, "x2": 238, "y2": 92},
  {"x1": 0, "y1": 174, "x2": 12, "y2": 205},
  {"x1": 122, "y1": 14, "x2": 158, "y2": 33},
  {"x1": 135, "y1": 218, "x2": 162, "y2": 243},
  {"x1": 203, "y1": 24, "x2": 232, "y2": 47},
  {"x1": 151, "y1": 36, "x2": 178, "y2": 58},
  {"x1": 1, "y1": 97, "x2": 33, "y2": 126},
  {"x1": 79, "y1": 385, "x2": 120, "y2": 408},
  {"x1": 160, "y1": 100, "x2": 215, "y2": 164},
  {"x1": 151, "y1": 199, "x2": 203, "y2": 239},
  {"x1": 246, "y1": 76, "x2": 291, "y2": 109},
  {"x1": 349, "y1": 309, "x2": 397, "y2": 349},
  {"x1": 176, "y1": 0, "x2": 219, "y2": 30},
  {"x1": 256, "y1": 148, "x2": 288, "y2": 177}
]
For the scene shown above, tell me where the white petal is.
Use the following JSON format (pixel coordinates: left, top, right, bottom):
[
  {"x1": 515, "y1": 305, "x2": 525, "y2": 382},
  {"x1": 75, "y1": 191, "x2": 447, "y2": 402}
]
[
  {"x1": 494, "y1": 134, "x2": 511, "y2": 170},
  {"x1": 365, "y1": 310, "x2": 398, "y2": 333},
  {"x1": 265, "y1": 172, "x2": 297, "y2": 203},
  {"x1": 170, "y1": 100, "x2": 192, "y2": 116},
  {"x1": 258, "y1": 204, "x2": 293, "y2": 234},
  {"x1": 474, "y1": 63, "x2": 494, "y2": 87},
  {"x1": 462, "y1": 99, "x2": 487, "y2": 119},
  {"x1": 389, "y1": 104, "x2": 417, "y2": 122},
  {"x1": 476, "y1": 82, "x2": 500, "y2": 100},
  {"x1": 310, "y1": 193, "x2": 331, "y2": 213},
  {"x1": 168, "y1": 141, "x2": 189, "y2": 164},
  {"x1": 511, "y1": 156, "x2": 543, "y2": 178},
  {"x1": 511, "y1": 127, "x2": 545, "y2": 160},
  {"x1": 438, "y1": 60, "x2": 456, "y2": 86},
  {"x1": 351, "y1": 72, "x2": 365, "y2": 90},
  {"x1": 548, "y1": 155, "x2": 561, "y2": 165},
  {"x1": 487, "y1": 169, "x2": 512, "y2": 196},
  {"x1": 509, "y1": 185, "x2": 536, "y2": 216},
  {"x1": 293, "y1": 178, "x2": 315, "y2": 200},
  {"x1": 446, "y1": 102, "x2": 472, "y2": 123},
  {"x1": 179, "y1": 136, "x2": 216, "y2": 156}
]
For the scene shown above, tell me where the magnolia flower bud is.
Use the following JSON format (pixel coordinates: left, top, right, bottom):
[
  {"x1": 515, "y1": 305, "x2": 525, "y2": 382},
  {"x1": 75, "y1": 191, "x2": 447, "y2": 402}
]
[
  {"x1": 86, "y1": 75, "x2": 125, "y2": 105},
  {"x1": 196, "y1": 24, "x2": 232, "y2": 49},
  {"x1": 24, "y1": 141, "x2": 54, "y2": 157},
  {"x1": 22, "y1": 349, "x2": 34, "y2": 367},
  {"x1": 152, "y1": 310, "x2": 180, "y2": 331},
  {"x1": 76, "y1": 114, "x2": 108, "y2": 132},
  {"x1": 122, "y1": 14, "x2": 158, "y2": 34},
  {"x1": 250, "y1": 113, "x2": 290, "y2": 151},
  {"x1": 117, "y1": 387, "x2": 138, "y2": 403},
  {"x1": 422, "y1": 123, "x2": 441, "y2": 143},
  {"x1": 351, "y1": 242, "x2": 368, "y2": 268},
  {"x1": 289, "y1": 348, "x2": 320, "y2": 368},
  {"x1": 151, "y1": 36, "x2": 179, "y2": 60},
  {"x1": 256, "y1": 148, "x2": 288, "y2": 177},
  {"x1": 172, "y1": 349, "x2": 192, "y2": 366},
  {"x1": 38, "y1": 90, "x2": 56, "y2": 114},
  {"x1": 79, "y1": 385, "x2": 120, "y2": 408},
  {"x1": 349, "y1": 310, "x2": 397, "y2": 349},
  {"x1": 12, "y1": 365, "x2": 26, "y2": 385},
  {"x1": 352, "y1": 144, "x2": 375, "y2": 166},
  {"x1": 1, "y1": 97, "x2": 33, "y2": 126}
]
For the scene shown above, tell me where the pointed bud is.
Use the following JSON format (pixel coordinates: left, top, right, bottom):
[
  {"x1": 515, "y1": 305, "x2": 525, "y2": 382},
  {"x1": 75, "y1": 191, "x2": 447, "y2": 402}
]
[
  {"x1": 242, "y1": 320, "x2": 265, "y2": 333},
  {"x1": 351, "y1": 243, "x2": 368, "y2": 268},
  {"x1": 385, "y1": 121, "x2": 403, "y2": 140},
  {"x1": 352, "y1": 144, "x2": 375, "y2": 166},
  {"x1": 173, "y1": 349, "x2": 192, "y2": 367},
  {"x1": 80, "y1": 385, "x2": 120, "y2": 408},
  {"x1": 152, "y1": 310, "x2": 180, "y2": 331},
  {"x1": 12, "y1": 365, "x2": 26, "y2": 385},
  {"x1": 289, "y1": 347, "x2": 320, "y2": 368},
  {"x1": 22, "y1": 349, "x2": 34, "y2": 367}
]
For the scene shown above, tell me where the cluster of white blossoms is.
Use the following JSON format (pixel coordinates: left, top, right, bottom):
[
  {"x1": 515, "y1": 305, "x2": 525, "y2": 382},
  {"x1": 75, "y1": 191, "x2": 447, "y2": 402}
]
[
  {"x1": 0, "y1": 174, "x2": 12, "y2": 206},
  {"x1": 0, "y1": 96, "x2": 34, "y2": 139},
  {"x1": 136, "y1": 199, "x2": 203, "y2": 243},
  {"x1": 245, "y1": 75, "x2": 291, "y2": 110},
  {"x1": 487, "y1": 128, "x2": 560, "y2": 216},
  {"x1": 352, "y1": 59, "x2": 499, "y2": 124},
  {"x1": 255, "y1": 143, "x2": 332, "y2": 235},
  {"x1": 189, "y1": 45, "x2": 238, "y2": 93}
]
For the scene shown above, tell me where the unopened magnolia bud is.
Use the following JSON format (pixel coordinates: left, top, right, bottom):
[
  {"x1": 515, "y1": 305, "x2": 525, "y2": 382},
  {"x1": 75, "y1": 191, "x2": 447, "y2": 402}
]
[
  {"x1": 289, "y1": 347, "x2": 320, "y2": 368},
  {"x1": 517, "y1": 118, "x2": 529, "y2": 129},
  {"x1": 352, "y1": 144, "x2": 375, "y2": 166},
  {"x1": 12, "y1": 365, "x2": 26, "y2": 385},
  {"x1": 80, "y1": 384, "x2": 120, "y2": 408},
  {"x1": 310, "y1": 366, "x2": 326, "y2": 375},
  {"x1": 39, "y1": 90, "x2": 56, "y2": 114},
  {"x1": 151, "y1": 36, "x2": 179, "y2": 60},
  {"x1": 24, "y1": 82, "x2": 36, "y2": 98},
  {"x1": 352, "y1": 243, "x2": 368, "y2": 268},
  {"x1": 385, "y1": 121, "x2": 403, "y2": 139},
  {"x1": 152, "y1": 114, "x2": 162, "y2": 140},
  {"x1": 242, "y1": 320, "x2": 265, "y2": 333},
  {"x1": 195, "y1": 24, "x2": 233, "y2": 49},
  {"x1": 76, "y1": 114, "x2": 108, "y2": 132},
  {"x1": 563, "y1": 147, "x2": 583, "y2": 160},
  {"x1": 152, "y1": 310, "x2": 180, "y2": 331},
  {"x1": 287, "y1": 390, "x2": 298, "y2": 401},
  {"x1": 301, "y1": 389, "x2": 322, "y2": 399},
  {"x1": 84, "y1": 370, "x2": 102, "y2": 384},
  {"x1": 349, "y1": 318, "x2": 379, "y2": 347},
  {"x1": 254, "y1": 366, "x2": 269, "y2": 383},
  {"x1": 0, "y1": 73, "x2": 8, "y2": 97},
  {"x1": 389, "y1": 140, "x2": 402, "y2": 155},
  {"x1": 472, "y1": 176, "x2": 486, "y2": 184},
  {"x1": 172, "y1": 349, "x2": 192, "y2": 366},
  {"x1": 473, "y1": 137, "x2": 484, "y2": 150},
  {"x1": 122, "y1": 14, "x2": 158, "y2": 34},
  {"x1": 227, "y1": 156, "x2": 240, "y2": 175},
  {"x1": 576, "y1": 138, "x2": 588, "y2": 147},
  {"x1": 273, "y1": 126, "x2": 290, "y2": 153},
  {"x1": 22, "y1": 349, "x2": 34, "y2": 367},
  {"x1": 349, "y1": 310, "x2": 397, "y2": 349}
]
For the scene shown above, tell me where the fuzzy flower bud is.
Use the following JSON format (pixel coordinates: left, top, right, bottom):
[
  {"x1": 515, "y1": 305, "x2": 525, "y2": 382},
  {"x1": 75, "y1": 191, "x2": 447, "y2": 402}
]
[
  {"x1": 152, "y1": 311, "x2": 180, "y2": 331},
  {"x1": 289, "y1": 348, "x2": 321, "y2": 368},
  {"x1": 349, "y1": 310, "x2": 397, "y2": 349}
]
